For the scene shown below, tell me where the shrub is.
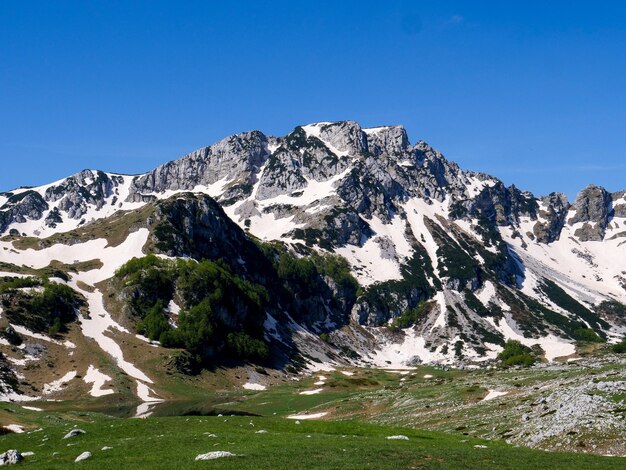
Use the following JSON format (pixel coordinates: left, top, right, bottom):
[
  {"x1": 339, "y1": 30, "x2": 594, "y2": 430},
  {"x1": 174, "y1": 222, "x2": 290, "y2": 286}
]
[
  {"x1": 137, "y1": 300, "x2": 171, "y2": 341},
  {"x1": 572, "y1": 327, "x2": 604, "y2": 343},
  {"x1": 226, "y1": 332, "x2": 268, "y2": 361},
  {"x1": 390, "y1": 301, "x2": 432, "y2": 330},
  {"x1": 498, "y1": 340, "x2": 536, "y2": 367},
  {"x1": 612, "y1": 340, "x2": 626, "y2": 353}
]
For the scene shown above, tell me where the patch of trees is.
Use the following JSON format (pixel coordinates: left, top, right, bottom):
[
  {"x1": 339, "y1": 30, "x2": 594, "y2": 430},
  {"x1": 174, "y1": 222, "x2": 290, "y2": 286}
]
[
  {"x1": 497, "y1": 340, "x2": 537, "y2": 367},
  {"x1": 116, "y1": 255, "x2": 269, "y2": 367},
  {"x1": 0, "y1": 276, "x2": 82, "y2": 336}
]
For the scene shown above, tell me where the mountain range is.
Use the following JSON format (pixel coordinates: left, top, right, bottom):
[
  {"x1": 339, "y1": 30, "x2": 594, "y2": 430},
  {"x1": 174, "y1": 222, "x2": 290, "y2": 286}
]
[{"x1": 1, "y1": 120, "x2": 625, "y2": 404}]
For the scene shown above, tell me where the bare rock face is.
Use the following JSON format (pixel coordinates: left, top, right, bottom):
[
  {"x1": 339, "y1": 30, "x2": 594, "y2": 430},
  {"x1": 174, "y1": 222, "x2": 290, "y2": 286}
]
[
  {"x1": 0, "y1": 191, "x2": 49, "y2": 233},
  {"x1": 130, "y1": 131, "x2": 270, "y2": 199},
  {"x1": 316, "y1": 121, "x2": 368, "y2": 155},
  {"x1": 365, "y1": 125, "x2": 410, "y2": 157},
  {"x1": 568, "y1": 185, "x2": 612, "y2": 241},
  {"x1": 533, "y1": 193, "x2": 570, "y2": 243},
  {"x1": 0, "y1": 169, "x2": 128, "y2": 234}
]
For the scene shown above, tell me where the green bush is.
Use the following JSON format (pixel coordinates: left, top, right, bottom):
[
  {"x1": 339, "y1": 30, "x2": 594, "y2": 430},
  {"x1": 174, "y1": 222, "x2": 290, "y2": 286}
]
[
  {"x1": 612, "y1": 340, "x2": 626, "y2": 353},
  {"x1": 137, "y1": 300, "x2": 171, "y2": 341},
  {"x1": 226, "y1": 332, "x2": 268, "y2": 361},
  {"x1": 498, "y1": 340, "x2": 536, "y2": 367},
  {"x1": 390, "y1": 301, "x2": 432, "y2": 330},
  {"x1": 572, "y1": 327, "x2": 604, "y2": 343},
  {"x1": 319, "y1": 333, "x2": 331, "y2": 343},
  {"x1": 115, "y1": 256, "x2": 270, "y2": 366}
]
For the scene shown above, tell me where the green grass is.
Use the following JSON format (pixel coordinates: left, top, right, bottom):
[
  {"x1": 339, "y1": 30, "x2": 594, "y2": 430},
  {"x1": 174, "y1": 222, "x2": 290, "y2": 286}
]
[{"x1": 1, "y1": 413, "x2": 623, "y2": 469}]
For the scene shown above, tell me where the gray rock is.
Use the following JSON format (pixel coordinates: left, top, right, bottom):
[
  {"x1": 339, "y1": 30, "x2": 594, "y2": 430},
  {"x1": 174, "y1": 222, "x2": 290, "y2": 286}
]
[
  {"x1": 0, "y1": 450, "x2": 23, "y2": 465},
  {"x1": 568, "y1": 185, "x2": 612, "y2": 241},
  {"x1": 130, "y1": 131, "x2": 269, "y2": 200},
  {"x1": 63, "y1": 429, "x2": 86, "y2": 439},
  {"x1": 74, "y1": 451, "x2": 91, "y2": 462}
]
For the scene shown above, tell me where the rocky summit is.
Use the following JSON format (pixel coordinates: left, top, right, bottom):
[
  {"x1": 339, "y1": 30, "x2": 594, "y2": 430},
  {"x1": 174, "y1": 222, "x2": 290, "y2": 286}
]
[{"x1": 0, "y1": 120, "x2": 625, "y2": 408}]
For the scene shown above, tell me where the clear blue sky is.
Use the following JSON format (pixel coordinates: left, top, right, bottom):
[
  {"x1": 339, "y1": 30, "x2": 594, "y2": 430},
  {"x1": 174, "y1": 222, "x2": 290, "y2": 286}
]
[{"x1": 2, "y1": 1, "x2": 626, "y2": 200}]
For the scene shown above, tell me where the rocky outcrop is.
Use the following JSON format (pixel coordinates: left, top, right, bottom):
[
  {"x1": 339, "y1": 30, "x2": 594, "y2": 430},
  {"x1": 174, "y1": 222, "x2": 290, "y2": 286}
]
[
  {"x1": 568, "y1": 185, "x2": 612, "y2": 241},
  {"x1": 149, "y1": 193, "x2": 270, "y2": 281},
  {"x1": 533, "y1": 193, "x2": 569, "y2": 243},
  {"x1": 0, "y1": 190, "x2": 48, "y2": 234},
  {"x1": 130, "y1": 131, "x2": 270, "y2": 201},
  {"x1": 0, "y1": 170, "x2": 128, "y2": 235}
]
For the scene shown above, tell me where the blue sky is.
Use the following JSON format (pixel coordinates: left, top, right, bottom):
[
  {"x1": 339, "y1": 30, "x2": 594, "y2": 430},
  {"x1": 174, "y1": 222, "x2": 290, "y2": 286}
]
[{"x1": 2, "y1": 1, "x2": 626, "y2": 199}]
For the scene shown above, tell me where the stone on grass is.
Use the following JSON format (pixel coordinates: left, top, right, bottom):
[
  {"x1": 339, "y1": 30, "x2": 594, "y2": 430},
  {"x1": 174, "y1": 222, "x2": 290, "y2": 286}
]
[
  {"x1": 75, "y1": 451, "x2": 92, "y2": 462},
  {"x1": 0, "y1": 450, "x2": 23, "y2": 465},
  {"x1": 63, "y1": 429, "x2": 86, "y2": 439},
  {"x1": 195, "y1": 451, "x2": 238, "y2": 460},
  {"x1": 386, "y1": 435, "x2": 409, "y2": 441}
]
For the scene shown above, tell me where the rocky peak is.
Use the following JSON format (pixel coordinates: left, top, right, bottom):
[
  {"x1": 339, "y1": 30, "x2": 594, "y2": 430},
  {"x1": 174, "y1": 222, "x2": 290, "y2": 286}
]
[
  {"x1": 44, "y1": 169, "x2": 123, "y2": 219},
  {"x1": 305, "y1": 121, "x2": 368, "y2": 155},
  {"x1": 568, "y1": 185, "x2": 612, "y2": 241},
  {"x1": 363, "y1": 125, "x2": 409, "y2": 156},
  {"x1": 130, "y1": 130, "x2": 269, "y2": 200},
  {"x1": 533, "y1": 192, "x2": 570, "y2": 243}
]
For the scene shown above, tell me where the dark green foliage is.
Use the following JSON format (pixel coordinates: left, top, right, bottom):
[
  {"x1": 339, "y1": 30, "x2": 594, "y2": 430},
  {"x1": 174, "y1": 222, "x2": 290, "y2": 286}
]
[
  {"x1": 572, "y1": 327, "x2": 604, "y2": 343},
  {"x1": 177, "y1": 258, "x2": 268, "y2": 310},
  {"x1": 498, "y1": 340, "x2": 536, "y2": 367},
  {"x1": 319, "y1": 333, "x2": 331, "y2": 343},
  {"x1": 277, "y1": 253, "x2": 319, "y2": 296},
  {"x1": 31, "y1": 283, "x2": 78, "y2": 328},
  {"x1": 427, "y1": 221, "x2": 478, "y2": 286},
  {"x1": 1, "y1": 326, "x2": 22, "y2": 346},
  {"x1": 595, "y1": 300, "x2": 626, "y2": 318},
  {"x1": 137, "y1": 301, "x2": 171, "y2": 342},
  {"x1": 359, "y1": 245, "x2": 436, "y2": 324},
  {"x1": 539, "y1": 279, "x2": 609, "y2": 334},
  {"x1": 311, "y1": 254, "x2": 359, "y2": 295},
  {"x1": 115, "y1": 256, "x2": 270, "y2": 366},
  {"x1": 448, "y1": 201, "x2": 467, "y2": 219},
  {"x1": 226, "y1": 332, "x2": 269, "y2": 361},
  {"x1": 463, "y1": 290, "x2": 491, "y2": 317},
  {"x1": 612, "y1": 340, "x2": 626, "y2": 353},
  {"x1": 0, "y1": 277, "x2": 82, "y2": 334},
  {"x1": 119, "y1": 256, "x2": 175, "y2": 320},
  {"x1": 390, "y1": 301, "x2": 433, "y2": 330},
  {"x1": 115, "y1": 254, "x2": 169, "y2": 278},
  {"x1": 48, "y1": 317, "x2": 62, "y2": 337},
  {"x1": 174, "y1": 299, "x2": 215, "y2": 355},
  {"x1": 0, "y1": 276, "x2": 42, "y2": 294},
  {"x1": 167, "y1": 350, "x2": 201, "y2": 375}
]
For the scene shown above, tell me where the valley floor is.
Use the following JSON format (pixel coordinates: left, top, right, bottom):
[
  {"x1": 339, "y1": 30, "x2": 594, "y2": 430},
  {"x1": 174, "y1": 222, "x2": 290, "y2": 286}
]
[
  {"x1": 2, "y1": 354, "x2": 626, "y2": 467},
  {"x1": 0, "y1": 414, "x2": 622, "y2": 469}
]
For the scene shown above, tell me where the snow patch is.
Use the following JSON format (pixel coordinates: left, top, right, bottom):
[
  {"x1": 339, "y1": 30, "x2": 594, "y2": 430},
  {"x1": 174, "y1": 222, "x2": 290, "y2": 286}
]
[
  {"x1": 243, "y1": 383, "x2": 267, "y2": 391},
  {"x1": 482, "y1": 390, "x2": 508, "y2": 401},
  {"x1": 299, "y1": 388, "x2": 323, "y2": 395},
  {"x1": 83, "y1": 366, "x2": 114, "y2": 397},
  {"x1": 43, "y1": 371, "x2": 77, "y2": 394},
  {"x1": 287, "y1": 412, "x2": 328, "y2": 420}
]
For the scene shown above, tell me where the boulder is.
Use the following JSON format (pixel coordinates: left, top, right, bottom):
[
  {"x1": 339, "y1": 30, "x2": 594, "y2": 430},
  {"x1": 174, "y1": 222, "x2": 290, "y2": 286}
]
[{"x1": 0, "y1": 450, "x2": 23, "y2": 465}]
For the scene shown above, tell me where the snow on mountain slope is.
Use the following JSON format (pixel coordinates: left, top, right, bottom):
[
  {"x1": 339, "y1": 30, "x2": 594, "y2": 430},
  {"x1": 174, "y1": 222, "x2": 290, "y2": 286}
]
[
  {"x1": 1, "y1": 119, "x2": 625, "y2": 381},
  {"x1": 0, "y1": 172, "x2": 145, "y2": 238}
]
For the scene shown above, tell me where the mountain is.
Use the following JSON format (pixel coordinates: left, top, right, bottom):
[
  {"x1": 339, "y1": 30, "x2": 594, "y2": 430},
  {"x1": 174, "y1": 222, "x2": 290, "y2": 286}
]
[{"x1": 1, "y1": 120, "x2": 625, "y2": 405}]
